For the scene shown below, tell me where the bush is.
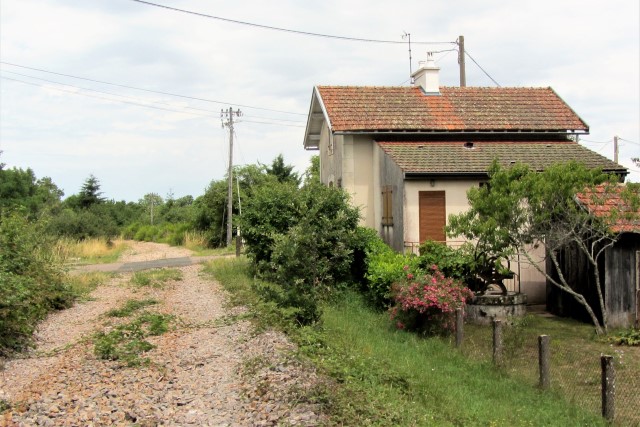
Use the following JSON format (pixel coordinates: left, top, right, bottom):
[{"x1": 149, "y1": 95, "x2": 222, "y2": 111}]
[
  {"x1": 240, "y1": 181, "x2": 359, "y2": 325},
  {"x1": 365, "y1": 245, "x2": 420, "y2": 309},
  {"x1": 0, "y1": 211, "x2": 73, "y2": 354},
  {"x1": 389, "y1": 266, "x2": 473, "y2": 335}
]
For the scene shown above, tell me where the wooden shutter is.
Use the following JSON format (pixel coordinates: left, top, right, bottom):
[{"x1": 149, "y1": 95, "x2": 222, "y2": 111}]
[
  {"x1": 419, "y1": 191, "x2": 446, "y2": 243},
  {"x1": 382, "y1": 186, "x2": 393, "y2": 226}
]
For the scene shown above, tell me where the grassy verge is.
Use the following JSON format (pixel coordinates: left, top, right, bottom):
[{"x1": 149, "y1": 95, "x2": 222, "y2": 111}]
[
  {"x1": 204, "y1": 257, "x2": 606, "y2": 426},
  {"x1": 66, "y1": 271, "x2": 114, "y2": 300},
  {"x1": 55, "y1": 237, "x2": 129, "y2": 265}
]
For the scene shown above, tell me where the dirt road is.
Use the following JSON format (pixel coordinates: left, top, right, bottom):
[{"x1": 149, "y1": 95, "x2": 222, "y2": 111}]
[{"x1": 0, "y1": 241, "x2": 322, "y2": 426}]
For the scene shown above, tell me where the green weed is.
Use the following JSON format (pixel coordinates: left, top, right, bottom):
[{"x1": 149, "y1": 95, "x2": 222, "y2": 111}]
[
  {"x1": 93, "y1": 312, "x2": 173, "y2": 367},
  {"x1": 106, "y1": 299, "x2": 159, "y2": 318},
  {"x1": 130, "y1": 268, "x2": 182, "y2": 288}
]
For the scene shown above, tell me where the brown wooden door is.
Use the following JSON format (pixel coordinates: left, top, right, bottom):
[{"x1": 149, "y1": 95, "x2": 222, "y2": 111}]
[{"x1": 419, "y1": 191, "x2": 446, "y2": 243}]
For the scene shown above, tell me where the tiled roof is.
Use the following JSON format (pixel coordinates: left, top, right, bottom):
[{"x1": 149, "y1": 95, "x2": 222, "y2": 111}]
[
  {"x1": 317, "y1": 86, "x2": 588, "y2": 132},
  {"x1": 377, "y1": 141, "x2": 627, "y2": 175},
  {"x1": 576, "y1": 184, "x2": 640, "y2": 233}
]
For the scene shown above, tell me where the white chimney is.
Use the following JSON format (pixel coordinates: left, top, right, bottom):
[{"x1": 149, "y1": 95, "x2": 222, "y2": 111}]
[{"x1": 411, "y1": 52, "x2": 440, "y2": 94}]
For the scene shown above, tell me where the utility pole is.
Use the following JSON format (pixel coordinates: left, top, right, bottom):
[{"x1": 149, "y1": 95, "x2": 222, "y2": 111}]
[
  {"x1": 613, "y1": 135, "x2": 619, "y2": 163},
  {"x1": 458, "y1": 35, "x2": 466, "y2": 87},
  {"x1": 221, "y1": 107, "x2": 242, "y2": 247}
]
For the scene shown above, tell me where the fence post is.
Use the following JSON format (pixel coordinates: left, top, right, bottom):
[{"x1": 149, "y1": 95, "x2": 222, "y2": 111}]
[
  {"x1": 492, "y1": 319, "x2": 503, "y2": 366},
  {"x1": 538, "y1": 335, "x2": 550, "y2": 390},
  {"x1": 455, "y1": 308, "x2": 464, "y2": 348},
  {"x1": 601, "y1": 354, "x2": 615, "y2": 422}
]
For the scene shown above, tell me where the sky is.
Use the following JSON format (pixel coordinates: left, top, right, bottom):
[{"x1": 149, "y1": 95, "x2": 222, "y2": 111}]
[{"x1": 1, "y1": 0, "x2": 638, "y2": 202}]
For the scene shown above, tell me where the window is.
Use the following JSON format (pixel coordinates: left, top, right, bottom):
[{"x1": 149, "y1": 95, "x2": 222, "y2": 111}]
[{"x1": 382, "y1": 185, "x2": 393, "y2": 226}]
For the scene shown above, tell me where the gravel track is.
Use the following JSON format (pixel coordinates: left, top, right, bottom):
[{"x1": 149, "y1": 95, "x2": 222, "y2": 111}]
[{"x1": 0, "y1": 242, "x2": 324, "y2": 426}]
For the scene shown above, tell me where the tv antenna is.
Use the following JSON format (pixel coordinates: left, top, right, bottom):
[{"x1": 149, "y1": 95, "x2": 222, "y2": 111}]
[{"x1": 402, "y1": 32, "x2": 413, "y2": 83}]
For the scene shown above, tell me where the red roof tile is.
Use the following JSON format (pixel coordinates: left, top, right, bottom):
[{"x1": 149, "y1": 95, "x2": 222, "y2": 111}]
[
  {"x1": 576, "y1": 184, "x2": 640, "y2": 233},
  {"x1": 317, "y1": 86, "x2": 588, "y2": 132}
]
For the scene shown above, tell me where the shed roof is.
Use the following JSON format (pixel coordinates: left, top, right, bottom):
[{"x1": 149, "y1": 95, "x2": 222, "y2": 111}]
[{"x1": 576, "y1": 184, "x2": 640, "y2": 233}]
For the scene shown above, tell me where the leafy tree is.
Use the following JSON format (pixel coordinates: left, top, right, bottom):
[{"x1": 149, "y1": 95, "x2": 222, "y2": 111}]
[
  {"x1": 77, "y1": 174, "x2": 105, "y2": 209},
  {"x1": 447, "y1": 161, "x2": 634, "y2": 334},
  {"x1": 0, "y1": 165, "x2": 63, "y2": 219},
  {"x1": 304, "y1": 155, "x2": 320, "y2": 185},
  {"x1": 265, "y1": 154, "x2": 300, "y2": 185}
]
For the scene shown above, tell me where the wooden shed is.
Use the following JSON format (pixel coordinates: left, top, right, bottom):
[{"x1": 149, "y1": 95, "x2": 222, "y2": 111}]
[{"x1": 546, "y1": 184, "x2": 640, "y2": 328}]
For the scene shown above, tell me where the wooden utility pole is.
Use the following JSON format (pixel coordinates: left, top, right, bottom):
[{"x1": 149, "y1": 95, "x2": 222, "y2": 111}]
[
  {"x1": 221, "y1": 107, "x2": 242, "y2": 247},
  {"x1": 614, "y1": 135, "x2": 619, "y2": 163},
  {"x1": 458, "y1": 35, "x2": 466, "y2": 87}
]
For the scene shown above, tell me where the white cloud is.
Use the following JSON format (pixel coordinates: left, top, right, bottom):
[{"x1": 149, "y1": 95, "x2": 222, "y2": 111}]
[{"x1": 1, "y1": 0, "x2": 638, "y2": 200}]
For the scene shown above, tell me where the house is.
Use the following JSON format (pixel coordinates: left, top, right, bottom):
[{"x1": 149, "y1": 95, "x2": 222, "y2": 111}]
[
  {"x1": 303, "y1": 54, "x2": 628, "y2": 303},
  {"x1": 547, "y1": 184, "x2": 640, "y2": 328}
]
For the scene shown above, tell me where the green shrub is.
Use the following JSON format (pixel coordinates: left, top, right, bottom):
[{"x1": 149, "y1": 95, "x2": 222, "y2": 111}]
[
  {"x1": 609, "y1": 329, "x2": 640, "y2": 346},
  {"x1": 365, "y1": 248, "x2": 419, "y2": 309},
  {"x1": 0, "y1": 212, "x2": 73, "y2": 355},
  {"x1": 106, "y1": 299, "x2": 159, "y2": 317}
]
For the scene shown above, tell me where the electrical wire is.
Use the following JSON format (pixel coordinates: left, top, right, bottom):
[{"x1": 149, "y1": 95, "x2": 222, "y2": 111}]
[
  {"x1": 1, "y1": 76, "x2": 212, "y2": 118},
  {"x1": 3, "y1": 69, "x2": 306, "y2": 124},
  {"x1": 2, "y1": 75, "x2": 307, "y2": 128},
  {"x1": 619, "y1": 138, "x2": 640, "y2": 146},
  {"x1": 129, "y1": 0, "x2": 455, "y2": 46},
  {"x1": 0, "y1": 61, "x2": 306, "y2": 116},
  {"x1": 464, "y1": 50, "x2": 500, "y2": 87}
]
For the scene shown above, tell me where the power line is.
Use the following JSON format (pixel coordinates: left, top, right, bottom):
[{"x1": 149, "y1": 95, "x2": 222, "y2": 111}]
[
  {"x1": 129, "y1": 0, "x2": 455, "y2": 46},
  {"x1": 464, "y1": 49, "x2": 500, "y2": 87},
  {"x1": 2, "y1": 69, "x2": 306, "y2": 124},
  {"x1": 1, "y1": 76, "x2": 211, "y2": 117},
  {"x1": 619, "y1": 137, "x2": 640, "y2": 146},
  {"x1": 0, "y1": 61, "x2": 306, "y2": 116},
  {"x1": 2, "y1": 75, "x2": 305, "y2": 128}
]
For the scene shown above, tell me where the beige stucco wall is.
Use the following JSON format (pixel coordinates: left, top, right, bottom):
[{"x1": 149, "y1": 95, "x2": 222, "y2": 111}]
[
  {"x1": 403, "y1": 179, "x2": 547, "y2": 304},
  {"x1": 403, "y1": 179, "x2": 474, "y2": 246},
  {"x1": 340, "y1": 135, "x2": 375, "y2": 228}
]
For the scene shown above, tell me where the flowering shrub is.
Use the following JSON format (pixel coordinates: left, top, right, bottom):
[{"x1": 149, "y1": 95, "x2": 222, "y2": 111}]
[{"x1": 389, "y1": 265, "x2": 473, "y2": 335}]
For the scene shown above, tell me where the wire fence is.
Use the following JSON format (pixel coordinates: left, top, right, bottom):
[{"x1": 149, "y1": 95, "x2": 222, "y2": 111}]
[{"x1": 457, "y1": 316, "x2": 639, "y2": 426}]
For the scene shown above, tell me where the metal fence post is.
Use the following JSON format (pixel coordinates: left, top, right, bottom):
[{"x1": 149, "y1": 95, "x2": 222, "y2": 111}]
[
  {"x1": 538, "y1": 335, "x2": 550, "y2": 389},
  {"x1": 601, "y1": 354, "x2": 615, "y2": 422},
  {"x1": 492, "y1": 319, "x2": 503, "y2": 366},
  {"x1": 455, "y1": 308, "x2": 464, "y2": 348}
]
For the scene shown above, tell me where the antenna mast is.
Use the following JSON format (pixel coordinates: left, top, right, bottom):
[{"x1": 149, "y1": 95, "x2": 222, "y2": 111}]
[{"x1": 403, "y1": 32, "x2": 413, "y2": 83}]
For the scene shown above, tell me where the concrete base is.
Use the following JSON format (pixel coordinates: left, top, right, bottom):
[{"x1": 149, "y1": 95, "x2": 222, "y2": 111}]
[{"x1": 466, "y1": 292, "x2": 528, "y2": 325}]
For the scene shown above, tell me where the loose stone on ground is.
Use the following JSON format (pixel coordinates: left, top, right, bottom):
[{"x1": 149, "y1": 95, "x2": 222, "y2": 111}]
[{"x1": 0, "y1": 241, "x2": 324, "y2": 426}]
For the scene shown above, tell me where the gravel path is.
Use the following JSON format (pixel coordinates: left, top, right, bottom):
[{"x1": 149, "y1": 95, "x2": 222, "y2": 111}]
[{"x1": 0, "y1": 242, "x2": 324, "y2": 426}]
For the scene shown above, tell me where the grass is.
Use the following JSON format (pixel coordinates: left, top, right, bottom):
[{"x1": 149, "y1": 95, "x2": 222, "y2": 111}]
[
  {"x1": 106, "y1": 299, "x2": 159, "y2": 317},
  {"x1": 65, "y1": 271, "x2": 113, "y2": 300},
  {"x1": 204, "y1": 257, "x2": 608, "y2": 426},
  {"x1": 461, "y1": 314, "x2": 640, "y2": 426},
  {"x1": 93, "y1": 312, "x2": 173, "y2": 367},
  {"x1": 55, "y1": 237, "x2": 129, "y2": 265},
  {"x1": 130, "y1": 268, "x2": 183, "y2": 288}
]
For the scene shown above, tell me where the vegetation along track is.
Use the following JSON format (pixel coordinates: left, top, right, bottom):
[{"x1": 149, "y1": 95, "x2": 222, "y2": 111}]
[{"x1": 0, "y1": 242, "x2": 322, "y2": 426}]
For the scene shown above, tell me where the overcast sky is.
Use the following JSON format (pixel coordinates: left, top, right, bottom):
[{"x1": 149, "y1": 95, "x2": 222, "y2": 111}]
[{"x1": 1, "y1": 0, "x2": 638, "y2": 202}]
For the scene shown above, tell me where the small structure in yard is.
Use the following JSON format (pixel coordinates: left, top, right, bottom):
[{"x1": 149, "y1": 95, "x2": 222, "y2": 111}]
[{"x1": 547, "y1": 184, "x2": 640, "y2": 328}]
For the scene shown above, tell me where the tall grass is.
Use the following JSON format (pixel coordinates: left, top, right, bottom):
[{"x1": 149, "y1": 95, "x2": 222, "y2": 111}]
[
  {"x1": 54, "y1": 237, "x2": 128, "y2": 264},
  {"x1": 204, "y1": 258, "x2": 606, "y2": 426}
]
